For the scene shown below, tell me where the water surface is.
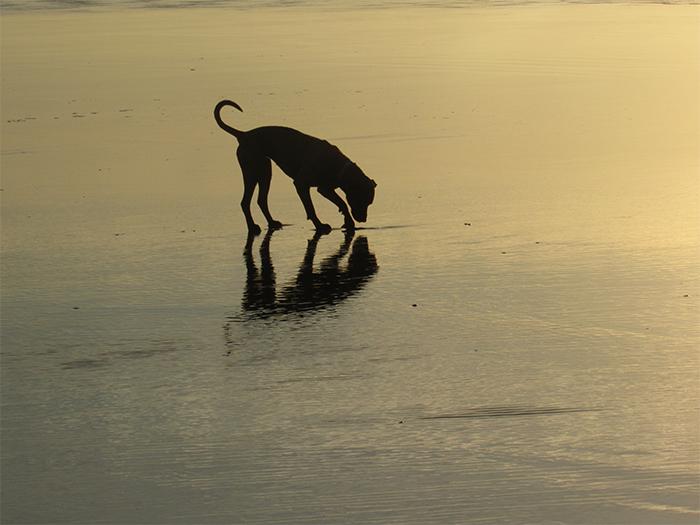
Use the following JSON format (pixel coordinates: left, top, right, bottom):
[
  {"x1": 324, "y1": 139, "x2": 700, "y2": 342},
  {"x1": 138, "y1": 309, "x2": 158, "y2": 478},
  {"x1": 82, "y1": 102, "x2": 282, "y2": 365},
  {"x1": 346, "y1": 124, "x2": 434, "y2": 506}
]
[{"x1": 2, "y1": 3, "x2": 698, "y2": 523}]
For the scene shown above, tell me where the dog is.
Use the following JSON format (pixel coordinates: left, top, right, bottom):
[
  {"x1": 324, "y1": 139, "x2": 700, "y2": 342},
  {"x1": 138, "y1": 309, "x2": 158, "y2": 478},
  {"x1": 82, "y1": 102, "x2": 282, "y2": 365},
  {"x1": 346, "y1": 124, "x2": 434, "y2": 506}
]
[{"x1": 215, "y1": 100, "x2": 376, "y2": 234}]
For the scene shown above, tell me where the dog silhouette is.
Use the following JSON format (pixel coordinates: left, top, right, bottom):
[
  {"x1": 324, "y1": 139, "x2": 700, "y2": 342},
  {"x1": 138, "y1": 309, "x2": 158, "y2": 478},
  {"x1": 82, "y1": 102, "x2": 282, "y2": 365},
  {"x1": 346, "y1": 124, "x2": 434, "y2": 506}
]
[{"x1": 215, "y1": 100, "x2": 376, "y2": 234}]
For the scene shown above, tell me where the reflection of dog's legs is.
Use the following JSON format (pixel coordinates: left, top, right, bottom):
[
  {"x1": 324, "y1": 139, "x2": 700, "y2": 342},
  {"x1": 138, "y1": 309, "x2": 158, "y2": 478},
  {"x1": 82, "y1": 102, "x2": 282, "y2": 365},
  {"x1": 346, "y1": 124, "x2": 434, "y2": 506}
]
[
  {"x1": 243, "y1": 233, "x2": 258, "y2": 280},
  {"x1": 242, "y1": 233, "x2": 261, "y2": 311},
  {"x1": 242, "y1": 230, "x2": 277, "y2": 313},
  {"x1": 320, "y1": 230, "x2": 354, "y2": 271},
  {"x1": 340, "y1": 229, "x2": 355, "y2": 254},
  {"x1": 258, "y1": 229, "x2": 277, "y2": 309},
  {"x1": 298, "y1": 232, "x2": 323, "y2": 281},
  {"x1": 259, "y1": 229, "x2": 276, "y2": 297}
]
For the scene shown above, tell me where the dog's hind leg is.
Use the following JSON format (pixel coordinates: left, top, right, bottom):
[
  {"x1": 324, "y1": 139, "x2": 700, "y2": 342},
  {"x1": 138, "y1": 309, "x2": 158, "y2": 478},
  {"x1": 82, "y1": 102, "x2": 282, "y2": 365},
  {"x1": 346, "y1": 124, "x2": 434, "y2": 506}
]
[
  {"x1": 255, "y1": 159, "x2": 283, "y2": 230},
  {"x1": 237, "y1": 147, "x2": 263, "y2": 235}
]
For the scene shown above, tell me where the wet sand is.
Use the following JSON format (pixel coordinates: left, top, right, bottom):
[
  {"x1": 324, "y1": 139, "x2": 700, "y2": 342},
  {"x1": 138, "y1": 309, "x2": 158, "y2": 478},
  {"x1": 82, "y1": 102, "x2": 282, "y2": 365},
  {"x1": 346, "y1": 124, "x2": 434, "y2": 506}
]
[
  {"x1": 2, "y1": 3, "x2": 699, "y2": 523},
  {"x1": 2, "y1": 4, "x2": 698, "y2": 211}
]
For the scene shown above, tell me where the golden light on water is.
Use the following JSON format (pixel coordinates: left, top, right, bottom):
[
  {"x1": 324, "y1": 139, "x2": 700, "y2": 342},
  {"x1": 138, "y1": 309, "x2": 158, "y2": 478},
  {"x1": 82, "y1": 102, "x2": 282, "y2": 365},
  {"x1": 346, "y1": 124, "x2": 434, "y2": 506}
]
[{"x1": 2, "y1": 3, "x2": 698, "y2": 523}]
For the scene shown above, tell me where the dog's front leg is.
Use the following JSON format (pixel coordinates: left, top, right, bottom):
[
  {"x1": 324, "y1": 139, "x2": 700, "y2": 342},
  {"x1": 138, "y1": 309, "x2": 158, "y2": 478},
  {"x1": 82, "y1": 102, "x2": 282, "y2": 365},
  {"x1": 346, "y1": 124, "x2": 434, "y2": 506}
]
[
  {"x1": 317, "y1": 186, "x2": 355, "y2": 231},
  {"x1": 294, "y1": 181, "x2": 331, "y2": 233}
]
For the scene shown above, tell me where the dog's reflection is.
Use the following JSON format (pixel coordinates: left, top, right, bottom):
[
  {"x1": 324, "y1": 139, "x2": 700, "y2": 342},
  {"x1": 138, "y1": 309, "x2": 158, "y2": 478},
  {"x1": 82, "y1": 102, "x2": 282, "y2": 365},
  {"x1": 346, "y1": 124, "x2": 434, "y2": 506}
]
[{"x1": 241, "y1": 229, "x2": 378, "y2": 318}]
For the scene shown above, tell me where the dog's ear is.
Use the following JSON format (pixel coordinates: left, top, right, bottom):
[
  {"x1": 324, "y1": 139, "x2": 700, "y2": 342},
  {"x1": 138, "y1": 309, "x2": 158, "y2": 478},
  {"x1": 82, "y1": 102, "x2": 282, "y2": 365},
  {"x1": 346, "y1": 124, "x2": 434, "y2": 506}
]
[{"x1": 371, "y1": 179, "x2": 377, "y2": 188}]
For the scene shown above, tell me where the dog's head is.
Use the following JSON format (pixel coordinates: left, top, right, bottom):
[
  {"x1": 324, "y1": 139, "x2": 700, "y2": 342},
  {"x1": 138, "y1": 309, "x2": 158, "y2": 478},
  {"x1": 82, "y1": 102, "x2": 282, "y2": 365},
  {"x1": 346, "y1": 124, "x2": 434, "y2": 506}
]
[{"x1": 345, "y1": 166, "x2": 376, "y2": 223}]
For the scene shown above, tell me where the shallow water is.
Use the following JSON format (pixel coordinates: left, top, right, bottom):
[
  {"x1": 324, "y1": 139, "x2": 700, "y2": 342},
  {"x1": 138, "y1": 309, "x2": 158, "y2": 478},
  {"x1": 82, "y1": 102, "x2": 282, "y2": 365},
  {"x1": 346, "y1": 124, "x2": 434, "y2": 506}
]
[{"x1": 2, "y1": 3, "x2": 699, "y2": 523}]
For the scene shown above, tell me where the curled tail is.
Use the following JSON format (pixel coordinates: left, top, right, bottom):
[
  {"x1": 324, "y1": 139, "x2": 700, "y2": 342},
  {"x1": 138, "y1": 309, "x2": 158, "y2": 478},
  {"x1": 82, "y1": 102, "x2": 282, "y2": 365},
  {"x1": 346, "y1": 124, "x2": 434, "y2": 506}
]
[{"x1": 214, "y1": 100, "x2": 244, "y2": 138}]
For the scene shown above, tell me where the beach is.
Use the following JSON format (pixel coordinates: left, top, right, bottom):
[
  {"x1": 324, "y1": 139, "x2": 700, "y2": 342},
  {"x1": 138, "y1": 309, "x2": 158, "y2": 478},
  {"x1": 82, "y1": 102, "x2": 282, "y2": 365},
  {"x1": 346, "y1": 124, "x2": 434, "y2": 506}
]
[{"x1": 2, "y1": 2, "x2": 699, "y2": 523}]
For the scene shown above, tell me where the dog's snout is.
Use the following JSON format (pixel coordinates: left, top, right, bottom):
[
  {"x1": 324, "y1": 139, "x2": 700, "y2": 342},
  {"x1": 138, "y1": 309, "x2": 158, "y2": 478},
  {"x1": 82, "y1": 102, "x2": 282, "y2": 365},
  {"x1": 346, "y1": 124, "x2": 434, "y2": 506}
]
[{"x1": 352, "y1": 208, "x2": 368, "y2": 222}]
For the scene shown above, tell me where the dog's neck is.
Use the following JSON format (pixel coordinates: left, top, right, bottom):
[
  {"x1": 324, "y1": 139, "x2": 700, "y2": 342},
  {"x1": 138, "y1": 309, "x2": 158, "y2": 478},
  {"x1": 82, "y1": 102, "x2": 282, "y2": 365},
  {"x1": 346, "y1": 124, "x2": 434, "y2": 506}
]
[{"x1": 335, "y1": 159, "x2": 354, "y2": 188}]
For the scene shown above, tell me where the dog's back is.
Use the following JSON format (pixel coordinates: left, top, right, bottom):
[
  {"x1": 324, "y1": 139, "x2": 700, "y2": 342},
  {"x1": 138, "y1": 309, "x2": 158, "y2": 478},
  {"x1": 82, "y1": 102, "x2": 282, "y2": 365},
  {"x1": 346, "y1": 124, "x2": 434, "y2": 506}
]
[{"x1": 241, "y1": 126, "x2": 347, "y2": 183}]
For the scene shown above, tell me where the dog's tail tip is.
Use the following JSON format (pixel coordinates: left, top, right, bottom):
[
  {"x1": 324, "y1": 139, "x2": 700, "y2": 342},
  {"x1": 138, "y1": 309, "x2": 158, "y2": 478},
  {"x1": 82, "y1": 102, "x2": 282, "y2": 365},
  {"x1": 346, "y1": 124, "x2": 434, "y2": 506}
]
[
  {"x1": 214, "y1": 100, "x2": 245, "y2": 137},
  {"x1": 217, "y1": 99, "x2": 243, "y2": 113}
]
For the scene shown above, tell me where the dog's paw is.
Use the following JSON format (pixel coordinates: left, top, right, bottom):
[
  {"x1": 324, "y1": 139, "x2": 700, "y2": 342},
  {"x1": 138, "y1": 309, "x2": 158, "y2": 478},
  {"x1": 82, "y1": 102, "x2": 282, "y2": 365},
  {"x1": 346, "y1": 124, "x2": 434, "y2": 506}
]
[
  {"x1": 342, "y1": 221, "x2": 356, "y2": 232},
  {"x1": 268, "y1": 220, "x2": 283, "y2": 230},
  {"x1": 316, "y1": 223, "x2": 332, "y2": 234},
  {"x1": 248, "y1": 224, "x2": 262, "y2": 236}
]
